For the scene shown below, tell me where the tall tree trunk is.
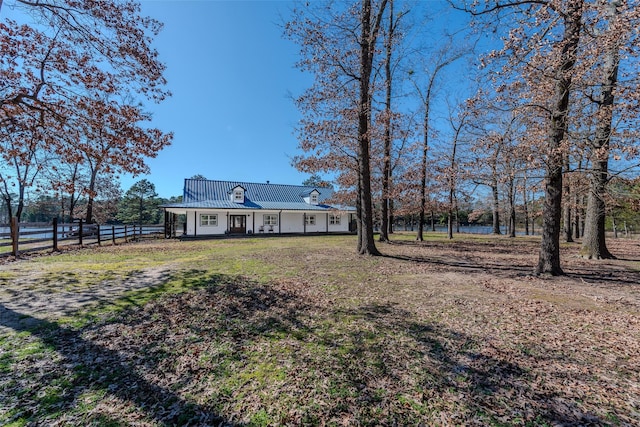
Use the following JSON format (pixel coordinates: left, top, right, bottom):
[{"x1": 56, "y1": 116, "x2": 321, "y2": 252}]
[
  {"x1": 580, "y1": 207, "x2": 585, "y2": 237},
  {"x1": 573, "y1": 156, "x2": 584, "y2": 239},
  {"x1": 532, "y1": 213, "x2": 535, "y2": 235},
  {"x1": 446, "y1": 111, "x2": 463, "y2": 240},
  {"x1": 447, "y1": 143, "x2": 457, "y2": 240},
  {"x1": 415, "y1": 75, "x2": 433, "y2": 242},
  {"x1": 573, "y1": 203, "x2": 581, "y2": 239},
  {"x1": 523, "y1": 178, "x2": 530, "y2": 235},
  {"x1": 455, "y1": 196, "x2": 460, "y2": 234},
  {"x1": 85, "y1": 165, "x2": 100, "y2": 224},
  {"x1": 580, "y1": 0, "x2": 620, "y2": 260},
  {"x1": 536, "y1": 1, "x2": 583, "y2": 276},
  {"x1": 491, "y1": 180, "x2": 501, "y2": 234},
  {"x1": 417, "y1": 116, "x2": 428, "y2": 241},
  {"x1": 563, "y1": 156, "x2": 574, "y2": 242},
  {"x1": 380, "y1": 0, "x2": 394, "y2": 243},
  {"x1": 581, "y1": 167, "x2": 614, "y2": 258},
  {"x1": 2, "y1": 196, "x2": 15, "y2": 238},
  {"x1": 573, "y1": 189, "x2": 582, "y2": 239},
  {"x1": 508, "y1": 177, "x2": 516, "y2": 237},
  {"x1": 356, "y1": 0, "x2": 386, "y2": 256},
  {"x1": 388, "y1": 199, "x2": 394, "y2": 235},
  {"x1": 413, "y1": 43, "x2": 462, "y2": 240},
  {"x1": 356, "y1": 177, "x2": 363, "y2": 252}
]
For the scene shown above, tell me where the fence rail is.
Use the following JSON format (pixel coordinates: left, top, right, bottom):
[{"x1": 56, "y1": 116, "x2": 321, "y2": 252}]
[{"x1": 0, "y1": 219, "x2": 164, "y2": 257}]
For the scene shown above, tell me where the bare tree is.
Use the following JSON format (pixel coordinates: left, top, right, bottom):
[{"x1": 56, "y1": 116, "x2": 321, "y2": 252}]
[
  {"x1": 286, "y1": 0, "x2": 388, "y2": 255},
  {"x1": 410, "y1": 39, "x2": 467, "y2": 241},
  {"x1": 580, "y1": 0, "x2": 628, "y2": 259}
]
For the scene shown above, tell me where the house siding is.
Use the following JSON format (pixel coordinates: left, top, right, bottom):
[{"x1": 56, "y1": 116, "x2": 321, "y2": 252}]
[
  {"x1": 280, "y1": 212, "x2": 301, "y2": 233},
  {"x1": 183, "y1": 210, "x2": 352, "y2": 236}
]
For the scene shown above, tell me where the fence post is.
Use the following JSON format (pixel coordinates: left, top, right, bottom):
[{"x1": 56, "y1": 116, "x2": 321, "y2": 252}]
[
  {"x1": 53, "y1": 218, "x2": 58, "y2": 252},
  {"x1": 124, "y1": 225, "x2": 128, "y2": 243},
  {"x1": 112, "y1": 225, "x2": 116, "y2": 245},
  {"x1": 79, "y1": 220, "x2": 83, "y2": 246},
  {"x1": 11, "y1": 217, "x2": 18, "y2": 257},
  {"x1": 97, "y1": 224, "x2": 101, "y2": 246}
]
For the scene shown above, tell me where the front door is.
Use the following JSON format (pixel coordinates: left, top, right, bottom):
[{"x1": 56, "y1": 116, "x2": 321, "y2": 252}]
[{"x1": 229, "y1": 215, "x2": 246, "y2": 234}]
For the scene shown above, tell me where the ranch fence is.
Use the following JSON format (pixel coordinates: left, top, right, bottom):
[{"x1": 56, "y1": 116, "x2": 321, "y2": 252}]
[{"x1": 0, "y1": 218, "x2": 164, "y2": 257}]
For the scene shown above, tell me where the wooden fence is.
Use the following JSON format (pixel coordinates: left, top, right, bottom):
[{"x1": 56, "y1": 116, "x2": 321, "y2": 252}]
[{"x1": 0, "y1": 218, "x2": 164, "y2": 257}]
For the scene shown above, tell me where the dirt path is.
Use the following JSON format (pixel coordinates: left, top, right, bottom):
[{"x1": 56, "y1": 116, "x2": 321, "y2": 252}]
[{"x1": 0, "y1": 262, "x2": 176, "y2": 332}]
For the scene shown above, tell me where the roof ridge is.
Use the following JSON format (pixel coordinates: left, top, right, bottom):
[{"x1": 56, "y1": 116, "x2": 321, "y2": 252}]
[{"x1": 183, "y1": 178, "x2": 331, "y2": 189}]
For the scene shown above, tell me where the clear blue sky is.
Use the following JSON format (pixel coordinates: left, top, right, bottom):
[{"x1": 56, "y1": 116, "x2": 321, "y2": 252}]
[{"x1": 128, "y1": 0, "x2": 313, "y2": 198}]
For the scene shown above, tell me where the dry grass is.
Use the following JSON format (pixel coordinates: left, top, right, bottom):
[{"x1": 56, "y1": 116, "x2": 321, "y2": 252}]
[{"x1": 0, "y1": 233, "x2": 638, "y2": 426}]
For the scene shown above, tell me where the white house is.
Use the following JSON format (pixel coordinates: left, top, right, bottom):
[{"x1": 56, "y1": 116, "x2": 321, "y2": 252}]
[{"x1": 162, "y1": 179, "x2": 357, "y2": 237}]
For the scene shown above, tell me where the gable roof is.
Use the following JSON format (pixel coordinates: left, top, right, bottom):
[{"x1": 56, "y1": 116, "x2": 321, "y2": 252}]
[{"x1": 163, "y1": 179, "x2": 354, "y2": 212}]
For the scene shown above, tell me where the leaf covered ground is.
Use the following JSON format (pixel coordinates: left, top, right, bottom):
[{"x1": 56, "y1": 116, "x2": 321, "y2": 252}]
[{"x1": 0, "y1": 234, "x2": 638, "y2": 426}]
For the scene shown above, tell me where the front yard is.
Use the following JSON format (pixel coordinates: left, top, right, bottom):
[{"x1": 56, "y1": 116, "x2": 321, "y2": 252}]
[{"x1": 0, "y1": 234, "x2": 638, "y2": 426}]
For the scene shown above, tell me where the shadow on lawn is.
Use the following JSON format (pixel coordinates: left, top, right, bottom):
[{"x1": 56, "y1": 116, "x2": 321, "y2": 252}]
[
  {"x1": 328, "y1": 303, "x2": 613, "y2": 426},
  {"x1": 0, "y1": 270, "x2": 314, "y2": 426},
  {"x1": 385, "y1": 239, "x2": 640, "y2": 286},
  {"x1": 0, "y1": 302, "x2": 229, "y2": 426},
  {"x1": 1, "y1": 271, "x2": 615, "y2": 425},
  {"x1": 382, "y1": 249, "x2": 536, "y2": 277}
]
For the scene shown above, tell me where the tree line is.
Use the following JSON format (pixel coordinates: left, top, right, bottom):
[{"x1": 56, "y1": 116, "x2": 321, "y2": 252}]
[
  {"x1": 286, "y1": 0, "x2": 640, "y2": 275},
  {"x1": 0, "y1": 2, "x2": 172, "y2": 234},
  {"x1": 2, "y1": 179, "x2": 177, "y2": 226}
]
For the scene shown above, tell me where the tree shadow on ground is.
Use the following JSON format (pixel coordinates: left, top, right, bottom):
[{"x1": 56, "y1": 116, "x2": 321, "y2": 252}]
[
  {"x1": 324, "y1": 302, "x2": 613, "y2": 426},
  {"x1": 0, "y1": 303, "x2": 228, "y2": 426},
  {"x1": 382, "y1": 248, "x2": 536, "y2": 277},
  {"x1": 0, "y1": 271, "x2": 622, "y2": 425},
  {"x1": 384, "y1": 239, "x2": 640, "y2": 285},
  {"x1": 0, "y1": 270, "x2": 317, "y2": 426}
]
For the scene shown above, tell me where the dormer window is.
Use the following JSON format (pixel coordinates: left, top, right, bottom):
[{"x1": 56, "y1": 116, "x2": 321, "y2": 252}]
[
  {"x1": 307, "y1": 189, "x2": 320, "y2": 205},
  {"x1": 230, "y1": 185, "x2": 245, "y2": 203}
]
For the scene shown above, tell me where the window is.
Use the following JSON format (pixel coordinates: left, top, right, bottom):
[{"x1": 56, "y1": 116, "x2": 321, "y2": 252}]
[
  {"x1": 305, "y1": 215, "x2": 316, "y2": 225},
  {"x1": 233, "y1": 190, "x2": 244, "y2": 202},
  {"x1": 200, "y1": 214, "x2": 218, "y2": 226},
  {"x1": 310, "y1": 193, "x2": 318, "y2": 204},
  {"x1": 264, "y1": 214, "x2": 278, "y2": 226},
  {"x1": 329, "y1": 214, "x2": 341, "y2": 225}
]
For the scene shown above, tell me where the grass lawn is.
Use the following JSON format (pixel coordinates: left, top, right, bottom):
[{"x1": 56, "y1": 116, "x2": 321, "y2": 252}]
[{"x1": 0, "y1": 233, "x2": 638, "y2": 426}]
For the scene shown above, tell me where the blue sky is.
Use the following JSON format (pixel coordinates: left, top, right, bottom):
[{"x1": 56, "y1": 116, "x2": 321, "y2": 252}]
[
  {"x1": 131, "y1": 0, "x2": 314, "y2": 198},
  {"x1": 3, "y1": 0, "x2": 475, "y2": 200},
  {"x1": 130, "y1": 0, "x2": 475, "y2": 199}
]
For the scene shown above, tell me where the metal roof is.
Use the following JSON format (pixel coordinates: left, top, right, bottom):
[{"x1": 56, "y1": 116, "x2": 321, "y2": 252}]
[{"x1": 162, "y1": 179, "x2": 355, "y2": 212}]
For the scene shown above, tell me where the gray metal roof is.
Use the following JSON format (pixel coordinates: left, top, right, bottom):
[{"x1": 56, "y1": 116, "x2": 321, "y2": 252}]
[{"x1": 162, "y1": 179, "x2": 355, "y2": 212}]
